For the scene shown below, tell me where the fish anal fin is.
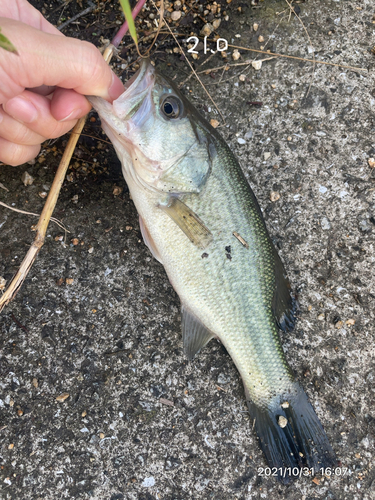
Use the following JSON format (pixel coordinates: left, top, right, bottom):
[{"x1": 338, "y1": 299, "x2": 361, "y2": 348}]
[
  {"x1": 159, "y1": 197, "x2": 213, "y2": 250},
  {"x1": 139, "y1": 216, "x2": 163, "y2": 264},
  {"x1": 182, "y1": 305, "x2": 214, "y2": 360},
  {"x1": 272, "y1": 248, "x2": 297, "y2": 332}
]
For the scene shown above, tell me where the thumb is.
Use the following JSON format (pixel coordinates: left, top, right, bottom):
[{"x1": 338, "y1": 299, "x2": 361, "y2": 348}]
[{"x1": 0, "y1": 17, "x2": 124, "y2": 103}]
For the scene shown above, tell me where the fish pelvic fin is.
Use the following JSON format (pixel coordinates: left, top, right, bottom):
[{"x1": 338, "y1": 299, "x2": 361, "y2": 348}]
[
  {"x1": 182, "y1": 305, "x2": 214, "y2": 360},
  {"x1": 245, "y1": 383, "x2": 337, "y2": 484}
]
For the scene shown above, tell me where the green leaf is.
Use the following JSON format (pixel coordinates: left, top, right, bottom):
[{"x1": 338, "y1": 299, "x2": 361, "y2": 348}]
[
  {"x1": 0, "y1": 28, "x2": 18, "y2": 55},
  {"x1": 119, "y1": 0, "x2": 138, "y2": 45}
]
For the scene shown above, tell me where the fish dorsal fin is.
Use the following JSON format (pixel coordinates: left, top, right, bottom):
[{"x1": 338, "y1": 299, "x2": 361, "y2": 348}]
[
  {"x1": 272, "y1": 248, "x2": 297, "y2": 332},
  {"x1": 182, "y1": 305, "x2": 214, "y2": 360},
  {"x1": 139, "y1": 216, "x2": 163, "y2": 264},
  {"x1": 159, "y1": 197, "x2": 213, "y2": 249}
]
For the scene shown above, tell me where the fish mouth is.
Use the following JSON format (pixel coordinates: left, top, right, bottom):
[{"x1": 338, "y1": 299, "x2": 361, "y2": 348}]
[
  {"x1": 123, "y1": 59, "x2": 153, "y2": 90},
  {"x1": 112, "y1": 59, "x2": 155, "y2": 120}
]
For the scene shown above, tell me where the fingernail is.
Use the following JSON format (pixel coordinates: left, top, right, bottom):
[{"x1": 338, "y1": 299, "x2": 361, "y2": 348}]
[
  {"x1": 3, "y1": 96, "x2": 38, "y2": 123},
  {"x1": 58, "y1": 108, "x2": 83, "y2": 122},
  {"x1": 108, "y1": 73, "x2": 125, "y2": 102}
]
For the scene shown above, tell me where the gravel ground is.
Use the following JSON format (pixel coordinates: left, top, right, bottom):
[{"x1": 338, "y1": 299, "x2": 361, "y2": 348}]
[{"x1": 1, "y1": 0, "x2": 375, "y2": 499}]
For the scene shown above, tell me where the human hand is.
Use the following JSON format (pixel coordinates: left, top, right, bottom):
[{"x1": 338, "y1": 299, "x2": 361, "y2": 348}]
[{"x1": 0, "y1": 0, "x2": 124, "y2": 166}]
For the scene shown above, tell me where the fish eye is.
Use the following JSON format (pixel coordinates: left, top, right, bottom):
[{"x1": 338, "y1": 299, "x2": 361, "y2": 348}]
[{"x1": 161, "y1": 96, "x2": 182, "y2": 119}]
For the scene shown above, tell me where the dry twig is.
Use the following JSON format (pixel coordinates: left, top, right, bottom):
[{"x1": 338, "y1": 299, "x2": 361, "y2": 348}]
[
  {"x1": 0, "y1": 45, "x2": 114, "y2": 312},
  {"x1": 0, "y1": 201, "x2": 69, "y2": 232},
  {"x1": 57, "y1": 1, "x2": 96, "y2": 31}
]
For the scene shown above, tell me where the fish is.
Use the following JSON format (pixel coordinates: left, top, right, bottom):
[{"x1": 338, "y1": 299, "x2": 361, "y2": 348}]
[{"x1": 88, "y1": 60, "x2": 337, "y2": 483}]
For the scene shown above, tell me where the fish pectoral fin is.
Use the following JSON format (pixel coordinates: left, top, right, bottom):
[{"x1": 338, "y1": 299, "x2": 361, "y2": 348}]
[
  {"x1": 182, "y1": 305, "x2": 214, "y2": 360},
  {"x1": 158, "y1": 197, "x2": 213, "y2": 250},
  {"x1": 272, "y1": 248, "x2": 297, "y2": 332},
  {"x1": 139, "y1": 215, "x2": 163, "y2": 264}
]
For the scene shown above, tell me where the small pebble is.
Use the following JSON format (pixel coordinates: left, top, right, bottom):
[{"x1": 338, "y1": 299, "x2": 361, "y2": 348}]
[
  {"x1": 239, "y1": 74, "x2": 246, "y2": 82},
  {"x1": 318, "y1": 313, "x2": 325, "y2": 321},
  {"x1": 237, "y1": 138, "x2": 246, "y2": 145},
  {"x1": 65, "y1": 278, "x2": 74, "y2": 285},
  {"x1": 212, "y1": 19, "x2": 221, "y2": 30},
  {"x1": 0, "y1": 276, "x2": 6, "y2": 290},
  {"x1": 21, "y1": 171, "x2": 34, "y2": 186},
  {"x1": 321, "y1": 217, "x2": 331, "y2": 230},
  {"x1": 270, "y1": 191, "x2": 280, "y2": 202},
  {"x1": 278, "y1": 415, "x2": 288, "y2": 428},
  {"x1": 335, "y1": 320, "x2": 343, "y2": 329},
  {"x1": 159, "y1": 398, "x2": 174, "y2": 406},
  {"x1": 346, "y1": 318, "x2": 355, "y2": 326},
  {"x1": 232, "y1": 49, "x2": 241, "y2": 61},
  {"x1": 200, "y1": 23, "x2": 214, "y2": 36},
  {"x1": 38, "y1": 191, "x2": 47, "y2": 199},
  {"x1": 99, "y1": 433, "x2": 105, "y2": 439},
  {"x1": 264, "y1": 152, "x2": 271, "y2": 160},
  {"x1": 252, "y1": 60, "x2": 262, "y2": 70},
  {"x1": 8, "y1": 444, "x2": 14, "y2": 450},
  {"x1": 82, "y1": 410, "x2": 87, "y2": 417},
  {"x1": 210, "y1": 119, "x2": 220, "y2": 128},
  {"x1": 113, "y1": 186, "x2": 123, "y2": 196},
  {"x1": 171, "y1": 10, "x2": 181, "y2": 21},
  {"x1": 71, "y1": 238, "x2": 79, "y2": 246},
  {"x1": 258, "y1": 35, "x2": 265, "y2": 43},
  {"x1": 17, "y1": 409, "x2": 23, "y2": 416},
  {"x1": 32, "y1": 378, "x2": 38, "y2": 388},
  {"x1": 56, "y1": 393, "x2": 70, "y2": 402},
  {"x1": 253, "y1": 23, "x2": 259, "y2": 32},
  {"x1": 368, "y1": 157, "x2": 375, "y2": 168}
]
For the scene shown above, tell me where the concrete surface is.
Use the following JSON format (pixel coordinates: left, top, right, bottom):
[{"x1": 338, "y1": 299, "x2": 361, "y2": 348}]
[{"x1": 0, "y1": 0, "x2": 374, "y2": 499}]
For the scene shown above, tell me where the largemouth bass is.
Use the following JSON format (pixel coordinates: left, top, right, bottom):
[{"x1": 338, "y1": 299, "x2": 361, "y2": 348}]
[{"x1": 88, "y1": 60, "x2": 336, "y2": 483}]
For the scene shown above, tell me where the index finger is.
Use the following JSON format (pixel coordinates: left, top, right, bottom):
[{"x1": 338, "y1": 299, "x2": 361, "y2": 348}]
[{"x1": 0, "y1": 17, "x2": 124, "y2": 103}]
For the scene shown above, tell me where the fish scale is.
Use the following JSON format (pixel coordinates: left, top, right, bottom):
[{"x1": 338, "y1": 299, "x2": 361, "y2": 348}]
[{"x1": 88, "y1": 60, "x2": 337, "y2": 483}]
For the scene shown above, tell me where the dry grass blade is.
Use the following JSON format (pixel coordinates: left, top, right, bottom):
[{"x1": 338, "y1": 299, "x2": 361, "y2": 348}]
[
  {"x1": 0, "y1": 201, "x2": 69, "y2": 232},
  {"x1": 138, "y1": 0, "x2": 164, "y2": 58},
  {"x1": 228, "y1": 44, "x2": 367, "y2": 72},
  {"x1": 284, "y1": 0, "x2": 315, "y2": 96},
  {"x1": 0, "y1": 45, "x2": 116, "y2": 313}
]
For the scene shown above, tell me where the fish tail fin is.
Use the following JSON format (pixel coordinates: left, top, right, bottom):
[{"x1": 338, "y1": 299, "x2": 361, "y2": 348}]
[{"x1": 245, "y1": 383, "x2": 337, "y2": 484}]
